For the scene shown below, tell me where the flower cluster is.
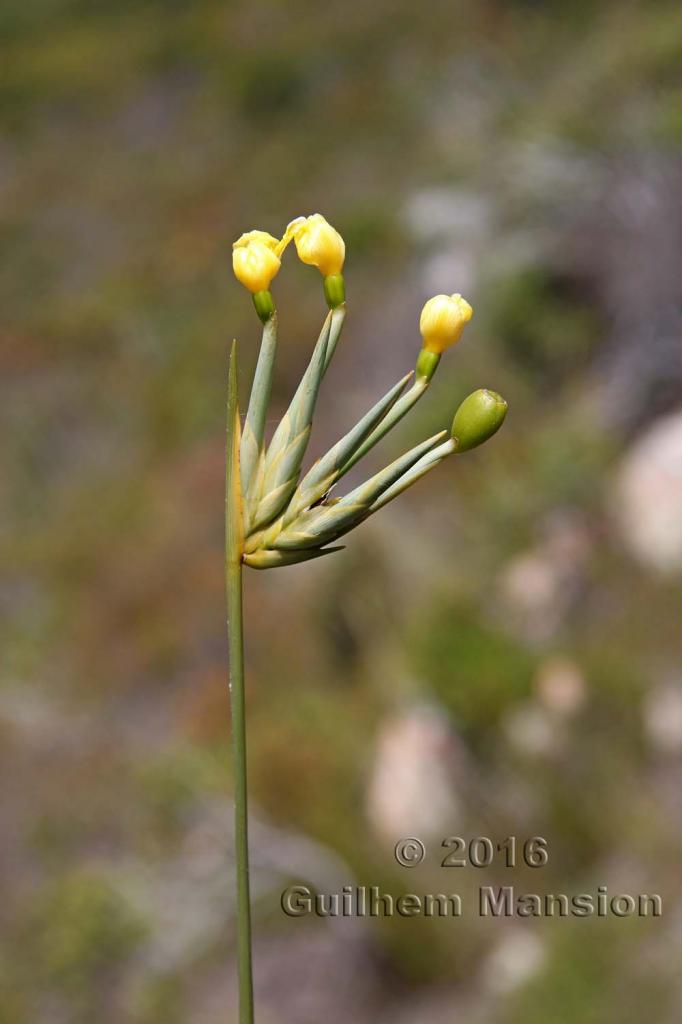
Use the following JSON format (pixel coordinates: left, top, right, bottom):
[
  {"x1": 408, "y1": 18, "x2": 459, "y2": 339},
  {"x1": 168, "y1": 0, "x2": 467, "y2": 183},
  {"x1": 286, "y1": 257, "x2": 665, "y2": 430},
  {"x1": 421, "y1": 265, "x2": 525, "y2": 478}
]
[
  {"x1": 233, "y1": 214, "x2": 346, "y2": 317},
  {"x1": 229, "y1": 214, "x2": 507, "y2": 570}
]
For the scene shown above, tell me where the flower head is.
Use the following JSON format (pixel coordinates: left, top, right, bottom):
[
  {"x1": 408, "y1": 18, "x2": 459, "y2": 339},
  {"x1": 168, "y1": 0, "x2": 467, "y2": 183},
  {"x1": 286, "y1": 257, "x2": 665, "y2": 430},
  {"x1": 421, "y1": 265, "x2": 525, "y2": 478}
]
[
  {"x1": 419, "y1": 293, "x2": 473, "y2": 354},
  {"x1": 290, "y1": 214, "x2": 345, "y2": 277},
  {"x1": 232, "y1": 230, "x2": 282, "y2": 294}
]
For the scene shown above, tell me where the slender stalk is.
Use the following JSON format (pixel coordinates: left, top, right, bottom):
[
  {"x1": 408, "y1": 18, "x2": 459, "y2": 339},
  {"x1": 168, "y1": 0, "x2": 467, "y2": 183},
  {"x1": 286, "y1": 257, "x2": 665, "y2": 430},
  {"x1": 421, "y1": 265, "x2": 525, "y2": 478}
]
[
  {"x1": 225, "y1": 342, "x2": 254, "y2": 1024},
  {"x1": 336, "y1": 375, "x2": 429, "y2": 479},
  {"x1": 227, "y1": 557, "x2": 253, "y2": 1024},
  {"x1": 368, "y1": 437, "x2": 456, "y2": 512}
]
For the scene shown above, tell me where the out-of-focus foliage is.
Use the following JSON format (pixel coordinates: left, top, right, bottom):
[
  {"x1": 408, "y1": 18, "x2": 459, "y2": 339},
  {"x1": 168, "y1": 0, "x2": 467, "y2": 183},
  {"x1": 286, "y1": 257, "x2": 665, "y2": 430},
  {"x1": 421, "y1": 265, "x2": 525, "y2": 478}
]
[{"x1": 2, "y1": 1, "x2": 682, "y2": 1022}]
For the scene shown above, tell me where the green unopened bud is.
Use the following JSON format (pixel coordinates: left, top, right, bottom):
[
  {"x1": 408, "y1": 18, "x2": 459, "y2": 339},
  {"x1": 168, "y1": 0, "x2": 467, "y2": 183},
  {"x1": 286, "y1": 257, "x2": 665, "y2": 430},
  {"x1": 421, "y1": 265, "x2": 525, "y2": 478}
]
[
  {"x1": 323, "y1": 274, "x2": 345, "y2": 309},
  {"x1": 415, "y1": 347, "x2": 441, "y2": 381},
  {"x1": 252, "y1": 289, "x2": 275, "y2": 323},
  {"x1": 451, "y1": 389, "x2": 507, "y2": 452}
]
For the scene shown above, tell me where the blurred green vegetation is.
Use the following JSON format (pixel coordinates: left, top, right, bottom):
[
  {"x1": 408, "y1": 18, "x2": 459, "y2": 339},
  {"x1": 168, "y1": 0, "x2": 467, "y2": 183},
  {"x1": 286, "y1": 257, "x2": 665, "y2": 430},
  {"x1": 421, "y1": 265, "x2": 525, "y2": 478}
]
[
  {"x1": 2, "y1": 872, "x2": 146, "y2": 1022},
  {"x1": 2, "y1": 0, "x2": 681, "y2": 1021}
]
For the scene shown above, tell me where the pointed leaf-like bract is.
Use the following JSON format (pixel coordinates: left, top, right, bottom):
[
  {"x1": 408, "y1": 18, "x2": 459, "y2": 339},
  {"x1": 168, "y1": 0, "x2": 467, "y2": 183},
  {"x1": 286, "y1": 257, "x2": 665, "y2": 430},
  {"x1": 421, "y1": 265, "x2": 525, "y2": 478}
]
[
  {"x1": 226, "y1": 341, "x2": 244, "y2": 568},
  {"x1": 249, "y1": 313, "x2": 332, "y2": 531},
  {"x1": 284, "y1": 371, "x2": 413, "y2": 524},
  {"x1": 244, "y1": 545, "x2": 344, "y2": 570},
  {"x1": 273, "y1": 431, "x2": 447, "y2": 550},
  {"x1": 240, "y1": 313, "x2": 278, "y2": 495},
  {"x1": 322, "y1": 304, "x2": 346, "y2": 374}
]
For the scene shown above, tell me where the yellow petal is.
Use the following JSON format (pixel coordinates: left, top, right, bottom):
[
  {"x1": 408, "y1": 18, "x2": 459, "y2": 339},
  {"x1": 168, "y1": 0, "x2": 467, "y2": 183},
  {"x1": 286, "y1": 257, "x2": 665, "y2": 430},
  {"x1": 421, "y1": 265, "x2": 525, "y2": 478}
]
[
  {"x1": 419, "y1": 293, "x2": 473, "y2": 353},
  {"x1": 232, "y1": 238, "x2": 281, "y2": 293},
  {"x1": 233, "y1": 229, "x2": 280, "y2": 253},
  {"x1": 292, "y1": 214, "x2": 345, "y2": 277}
]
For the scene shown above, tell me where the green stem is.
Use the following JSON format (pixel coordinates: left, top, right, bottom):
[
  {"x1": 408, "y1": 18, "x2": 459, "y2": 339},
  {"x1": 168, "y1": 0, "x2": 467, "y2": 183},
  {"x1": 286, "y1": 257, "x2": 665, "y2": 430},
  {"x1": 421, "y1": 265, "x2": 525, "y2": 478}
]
[
  {"x1": 227, "y1": 556, "x2": 253, "y2": 1024},
  {"x1": 336, "y1": 375, "x2": 429, "y2": 479},
  {"x1": 226, "y1": 341, "x2": 254, "y2": 1024}
]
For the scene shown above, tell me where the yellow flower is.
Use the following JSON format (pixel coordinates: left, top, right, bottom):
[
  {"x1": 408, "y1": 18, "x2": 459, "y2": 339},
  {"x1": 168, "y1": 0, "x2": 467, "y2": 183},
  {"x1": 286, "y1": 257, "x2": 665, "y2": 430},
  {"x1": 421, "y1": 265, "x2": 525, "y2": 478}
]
[
  {"x1": 232, "y1": 230, "x2": 282, "y2": 294},
  {"x1": 290, "y1": 214, "x2": 345, "y2": 277},
  {"x1": 419, "y1": 293, "x2": 473, "y2": 354}
]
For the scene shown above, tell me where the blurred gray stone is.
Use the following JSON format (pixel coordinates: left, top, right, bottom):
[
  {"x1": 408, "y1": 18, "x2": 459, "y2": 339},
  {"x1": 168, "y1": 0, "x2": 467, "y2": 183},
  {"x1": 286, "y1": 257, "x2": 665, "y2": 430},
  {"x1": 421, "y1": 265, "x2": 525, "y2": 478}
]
[
  {"x1": 614, "y1": 410, "x2": 682, "y2": 574},
  {"x1": 366, "y1": 703, "x2": 463, "y2": 842}
]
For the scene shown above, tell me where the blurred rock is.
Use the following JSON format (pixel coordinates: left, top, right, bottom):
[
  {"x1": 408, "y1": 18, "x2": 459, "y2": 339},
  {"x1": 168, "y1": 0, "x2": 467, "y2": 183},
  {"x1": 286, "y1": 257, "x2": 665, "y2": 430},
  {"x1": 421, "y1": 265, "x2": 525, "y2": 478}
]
[
  {"x1": 251, "y1": 927, "x2": 379, "y2": 1024},
  {"x1": 643, "y1": 680, "x2": 682, "y2": 755},
  {"x1": 573, "y1": 154, "x2": 682, "y2": 431},
  {"x1": 482, "y1": 929, "x2": 546, "y2": 995},
  {"x1": 502, "y1": 701, "x2": 561, "y2": 758},
  {"x1": 535, "y1": 655, "x2": 587, "y2": 717},
  {"x1": 404, "y1": 187, "x2": 491, "y2": 243},
  {"x1": 403, "y1": 187, "x2": 492, "y2": 295},
  {"x1": 366, "y1": 704, "x2": 463, "y2": 841},
  {"x1": 504, "y1": 655, "x2": 587, "y2": 756},
  {"x1": 497, "y1": 512, "x2": 591, "y2": 643},
  {"x1": 614, "y1": 410, "x2": 682, "y2": 574}
]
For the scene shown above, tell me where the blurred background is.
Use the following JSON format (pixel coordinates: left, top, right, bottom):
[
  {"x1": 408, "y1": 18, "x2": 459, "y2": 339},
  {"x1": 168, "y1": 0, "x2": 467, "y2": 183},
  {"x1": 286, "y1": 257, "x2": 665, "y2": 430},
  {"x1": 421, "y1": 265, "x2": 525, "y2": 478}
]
[{"x1": 2, "y1": 1, "x2": 682, "y2": 1021}]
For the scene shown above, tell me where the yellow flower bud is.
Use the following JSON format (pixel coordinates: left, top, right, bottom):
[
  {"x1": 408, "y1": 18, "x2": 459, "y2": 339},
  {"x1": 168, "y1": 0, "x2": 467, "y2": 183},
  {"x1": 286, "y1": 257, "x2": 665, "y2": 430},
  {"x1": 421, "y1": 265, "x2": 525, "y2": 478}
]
[
  {"x1": 419, "y1": 293, "x2": 473, "y2": 354},
  {"x1": 232, "y1": 230, "x2": 281, "y2": 294},
  {"x1": 291, "y1": 214, "x2": 345, "y2": 277}
]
